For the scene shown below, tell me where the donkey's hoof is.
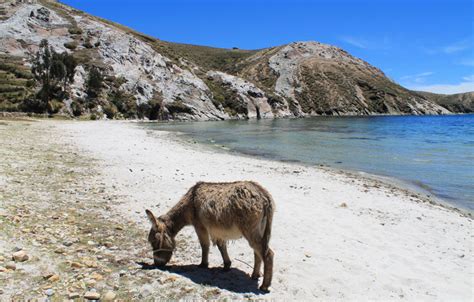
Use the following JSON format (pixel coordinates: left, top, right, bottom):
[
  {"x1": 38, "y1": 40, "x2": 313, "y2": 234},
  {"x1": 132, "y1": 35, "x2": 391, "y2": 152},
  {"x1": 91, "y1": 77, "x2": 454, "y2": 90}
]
[
  {"x1": 259, "y1": 285, "x2": 270, "y2": 293},
  {"x1": 251, "y1": 272, "x2": 261, "y2": 279},
  {"x1": 223, "y1": 262, "x2": 231, "y2": 271},
  {"x1": 198, "y1": 262, "x2": 209, "y2": 269}
]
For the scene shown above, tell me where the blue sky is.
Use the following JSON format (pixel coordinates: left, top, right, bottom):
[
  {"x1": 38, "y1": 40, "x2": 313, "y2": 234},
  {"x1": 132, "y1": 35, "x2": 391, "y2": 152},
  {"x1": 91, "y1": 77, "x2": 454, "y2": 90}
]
[{"x1": 62, "y1": 0, "x2": 473, "y2": 94}]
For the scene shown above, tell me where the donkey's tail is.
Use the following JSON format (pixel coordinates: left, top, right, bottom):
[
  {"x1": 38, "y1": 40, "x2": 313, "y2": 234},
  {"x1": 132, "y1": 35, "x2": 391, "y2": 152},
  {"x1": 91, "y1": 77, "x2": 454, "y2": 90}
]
[{"x1": 262, "y1": 198, "x2": 274, "y2": 254}]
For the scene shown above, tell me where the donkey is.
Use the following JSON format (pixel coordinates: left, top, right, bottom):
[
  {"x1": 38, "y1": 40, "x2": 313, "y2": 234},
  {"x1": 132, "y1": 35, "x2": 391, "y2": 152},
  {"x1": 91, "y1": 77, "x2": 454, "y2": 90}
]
[{"x1": 145, "y1": 181, "x2": 275, "y2": 292}]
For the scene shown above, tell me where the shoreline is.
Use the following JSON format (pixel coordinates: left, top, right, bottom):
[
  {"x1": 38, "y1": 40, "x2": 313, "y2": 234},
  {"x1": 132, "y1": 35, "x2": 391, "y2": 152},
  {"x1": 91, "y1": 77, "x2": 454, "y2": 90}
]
[
  {"x1": 2, "y1": 119, "x2": 471, "y2": 300},
  {"x1": 135, "y1": 122, "x2": 473, "y2": 218},
  {"x1": 57, "y1": 120, "x2": 472, "y2": 300}
]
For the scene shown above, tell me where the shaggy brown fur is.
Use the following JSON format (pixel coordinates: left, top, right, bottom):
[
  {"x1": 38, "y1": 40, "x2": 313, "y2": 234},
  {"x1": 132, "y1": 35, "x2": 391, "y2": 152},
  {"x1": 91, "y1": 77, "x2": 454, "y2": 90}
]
[{"x1": 145, "y1": 181, "x2": 275, "y2": 292}]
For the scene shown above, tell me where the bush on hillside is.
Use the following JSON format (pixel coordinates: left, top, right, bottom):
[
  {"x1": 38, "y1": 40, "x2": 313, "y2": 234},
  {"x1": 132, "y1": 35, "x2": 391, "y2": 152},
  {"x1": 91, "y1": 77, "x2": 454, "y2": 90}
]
[
  {"x1": 137, "y1": 92, "x2": 165, "y2": 120},
  {"x1": 108, "y1": 89, "x2": 137, "y2": 118},
  {"x1": 103, "y1": 102, "x2": 118, "y2": 119},
  {"x1": 70, "y1": 100, "x2": 83, "y2": 117},
  {"x1": 86, "y1": 67, "x2": 103, "y2": 99},
  {"x1": 31, "y1": 39, "x2": 77, "y2": 113},
  {"x1": 64, "y1": 41, "x2": 78, "y2": 50},
  {"x1": 166, "y1": 99, "x2": 193, "y2": 115}
]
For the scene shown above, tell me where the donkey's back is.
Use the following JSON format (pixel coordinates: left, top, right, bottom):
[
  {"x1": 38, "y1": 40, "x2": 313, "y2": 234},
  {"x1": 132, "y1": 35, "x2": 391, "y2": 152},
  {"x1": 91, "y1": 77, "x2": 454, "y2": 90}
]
[{"x1": 192, "y1": 181, "x2": 275, "y2": 243}]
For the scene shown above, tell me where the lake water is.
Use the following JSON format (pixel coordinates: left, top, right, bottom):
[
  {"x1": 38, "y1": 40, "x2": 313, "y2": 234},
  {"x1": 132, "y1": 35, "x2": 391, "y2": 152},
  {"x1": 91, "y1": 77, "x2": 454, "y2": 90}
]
[{"x1": 142, "y1": 115, "x2": 474, "y2": 211}]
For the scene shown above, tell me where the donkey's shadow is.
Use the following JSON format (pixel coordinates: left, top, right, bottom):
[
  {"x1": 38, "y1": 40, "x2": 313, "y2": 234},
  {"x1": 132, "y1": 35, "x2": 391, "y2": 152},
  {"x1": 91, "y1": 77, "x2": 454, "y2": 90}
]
[{"x1": 137, "y1": 262, "x2": 262, "y2": 294}]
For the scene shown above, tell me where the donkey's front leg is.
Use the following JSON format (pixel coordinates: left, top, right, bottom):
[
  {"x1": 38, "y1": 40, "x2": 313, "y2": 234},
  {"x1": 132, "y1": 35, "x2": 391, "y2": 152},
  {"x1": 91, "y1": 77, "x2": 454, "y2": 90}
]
[{"x1": 194, "y1": 223, "x2": 210, "y2": 268}]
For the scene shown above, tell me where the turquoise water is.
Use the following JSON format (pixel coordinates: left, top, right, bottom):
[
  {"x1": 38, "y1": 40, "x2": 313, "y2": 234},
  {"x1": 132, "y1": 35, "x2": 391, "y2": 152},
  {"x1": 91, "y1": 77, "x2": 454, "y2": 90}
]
[{"x1": 142, "y1": 115, "x2": 474, "y2": 211}]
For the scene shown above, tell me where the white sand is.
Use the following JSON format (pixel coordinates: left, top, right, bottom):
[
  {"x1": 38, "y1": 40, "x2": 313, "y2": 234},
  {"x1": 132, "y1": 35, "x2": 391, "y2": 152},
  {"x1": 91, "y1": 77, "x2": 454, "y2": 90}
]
[{"x1": 54, "y1": 120, "x2": 472, "y2": 301}]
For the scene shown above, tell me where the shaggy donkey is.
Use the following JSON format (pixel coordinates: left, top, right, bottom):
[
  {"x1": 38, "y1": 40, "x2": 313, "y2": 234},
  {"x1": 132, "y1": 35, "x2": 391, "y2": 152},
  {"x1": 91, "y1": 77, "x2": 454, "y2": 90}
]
[{"x1": 145, "y1": 181, "x2": 275, "y2": 291}]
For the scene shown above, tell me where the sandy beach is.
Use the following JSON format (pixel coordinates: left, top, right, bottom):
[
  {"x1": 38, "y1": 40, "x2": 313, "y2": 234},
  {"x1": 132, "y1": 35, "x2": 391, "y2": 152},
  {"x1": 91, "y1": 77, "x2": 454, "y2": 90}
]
[{"x1": 0, "y1": 119, "x2": 472, "y2": 301}]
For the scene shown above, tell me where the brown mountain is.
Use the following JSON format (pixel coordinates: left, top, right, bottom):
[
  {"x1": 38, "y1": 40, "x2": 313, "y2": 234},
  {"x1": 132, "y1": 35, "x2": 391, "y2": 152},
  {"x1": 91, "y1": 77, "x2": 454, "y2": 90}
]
[{"x1": 0, "y1": 0, "x2": 471, "y2": 119}]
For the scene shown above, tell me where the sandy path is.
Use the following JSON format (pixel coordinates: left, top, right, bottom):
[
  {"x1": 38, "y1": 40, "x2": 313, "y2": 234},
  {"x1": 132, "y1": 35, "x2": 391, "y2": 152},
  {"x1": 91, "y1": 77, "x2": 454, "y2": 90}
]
[{"x1": 52, "y1": 120, "x2": 472, "y2": 301}]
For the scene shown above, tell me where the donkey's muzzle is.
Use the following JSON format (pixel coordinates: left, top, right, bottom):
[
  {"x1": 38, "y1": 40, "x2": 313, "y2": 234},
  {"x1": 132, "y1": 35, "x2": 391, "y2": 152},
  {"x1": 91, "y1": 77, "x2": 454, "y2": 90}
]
[{"x1": 153, "y1": 251, "x2": 172, "y2": 266}]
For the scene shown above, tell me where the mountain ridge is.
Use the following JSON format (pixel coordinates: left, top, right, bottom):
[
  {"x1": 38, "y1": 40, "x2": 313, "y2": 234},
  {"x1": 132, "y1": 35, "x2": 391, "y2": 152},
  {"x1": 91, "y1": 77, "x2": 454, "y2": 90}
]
[{"x1": 0, "y1": 0, "x2": 472, "y2": 119}]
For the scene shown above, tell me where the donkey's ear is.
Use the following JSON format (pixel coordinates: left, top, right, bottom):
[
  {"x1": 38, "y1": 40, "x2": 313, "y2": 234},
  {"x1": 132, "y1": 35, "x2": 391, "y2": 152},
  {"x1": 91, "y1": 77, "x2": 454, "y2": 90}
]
[{"x1": 145, "y1": 209, "x2": 159, "y2": 231}]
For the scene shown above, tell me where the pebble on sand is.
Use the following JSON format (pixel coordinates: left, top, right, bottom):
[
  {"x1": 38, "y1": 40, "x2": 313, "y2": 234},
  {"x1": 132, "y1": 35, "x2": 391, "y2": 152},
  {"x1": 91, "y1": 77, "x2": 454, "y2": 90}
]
[
  {"x1": 71, "y1": 262, "x2": 83, "y2": 268},
  {"x1": 102, "y1": 291, "x2": 117, "y2": 301},
  {"x1": 68, "y1": 293, "x2": 80, "y2": 299},
  {"x1": 6, "y1": 262, "x2": 16, "y2": 270},
  {"x1": 68, "y1": 292, "x2": 80, "y2": 299},
  {"x1": 84, "y1": 291, "x2": 101, "y2": 300},
  {"x1": 90, "y1": 272, "x2": 104, "y2": 280},
  {"x1": 48, "y1": 274, "x2": 60, "y2": 282},
  {"x1": 12, "y1": 250, "x2": 29, "y2": 262}
]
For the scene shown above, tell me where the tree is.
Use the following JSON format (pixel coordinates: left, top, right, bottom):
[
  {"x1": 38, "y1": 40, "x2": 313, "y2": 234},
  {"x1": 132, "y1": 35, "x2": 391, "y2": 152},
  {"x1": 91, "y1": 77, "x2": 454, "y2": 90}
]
[
  {"x1": 30, "y1": 39, "x2": 77, "y2": 112},
  {"x1": 86, "y1": 67, "x2": 103, "y2": 99}
]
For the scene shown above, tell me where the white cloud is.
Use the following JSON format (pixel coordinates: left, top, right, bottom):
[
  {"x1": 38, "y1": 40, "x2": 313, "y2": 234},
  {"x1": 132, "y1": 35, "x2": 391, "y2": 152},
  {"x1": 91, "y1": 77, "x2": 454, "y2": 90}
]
[
  {"x1": 339, "y1": 35, "x2": 392, "y2": 51},
  {"x1": 408, "y1": 76, "x2": 474, "y2": 94},
  {"x1": 424, "y1": 37, "x2": 473, "y2": 55},
  {"x1": 400, "y1": 71, "x2": 433, "y2": 84},
  {"x1": 442, "y1": 38, "x2": 471, "y2": 54},
  {"x1": 459, "y1": 58, "x2": 474, "y2": 66},
  {"x1": 462, "y1": 74, "x2": 474, "y2": 81},
  {"x1": 340, "y1": 36, "x2": 368, "y2": 49}
]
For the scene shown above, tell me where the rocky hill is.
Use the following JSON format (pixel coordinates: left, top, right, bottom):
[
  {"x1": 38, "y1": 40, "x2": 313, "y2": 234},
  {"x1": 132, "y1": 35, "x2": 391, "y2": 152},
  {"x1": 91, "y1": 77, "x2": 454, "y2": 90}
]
[
  {"x1": 0, "y1": 0, "x2": 471, "y2": 120},
  {"x1": 415, "y1": 91, "x2": 473, "y2": 113}
]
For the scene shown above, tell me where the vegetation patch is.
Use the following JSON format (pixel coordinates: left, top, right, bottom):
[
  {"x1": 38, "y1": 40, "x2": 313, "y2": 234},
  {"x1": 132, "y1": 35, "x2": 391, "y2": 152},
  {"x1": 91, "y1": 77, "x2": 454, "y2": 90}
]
[
  {"x1": 137, "y1": 92, "x2": 166, "y2": 120},
  {"x1": 151, "y1": 41, "x2": 257, "y2": 74},
  {"x1": 0, "y1": 55, "x2": 35, "y2": 111},
  {"x1": 64, "y1": 41, "x2": 78, "y2": 50},
  {"x1": 68, "y1": 27, "x2": 83, "y2": 35},
  {"x1": 165, "y1": 99, "x2": 193, "y2": 116},
  {"x1": 204, "y1": 77, "x2": 248, "y2": 116}
]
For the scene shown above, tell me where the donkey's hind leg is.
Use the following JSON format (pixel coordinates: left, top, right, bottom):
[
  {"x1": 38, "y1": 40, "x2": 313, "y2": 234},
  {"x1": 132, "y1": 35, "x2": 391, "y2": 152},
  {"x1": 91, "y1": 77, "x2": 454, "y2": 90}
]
[
  {"x1": 260, "y1": 247, "x2": 274, "y2": 292},
  {"x1": 217, "y1": 240, "x2": 231, "y2": 271},
  {"x1": 246, "y1": 233, "x2": 273, "y2": 292},
  {"x1": 251, "y1": 252, "x2": 262, "y2": 279}
]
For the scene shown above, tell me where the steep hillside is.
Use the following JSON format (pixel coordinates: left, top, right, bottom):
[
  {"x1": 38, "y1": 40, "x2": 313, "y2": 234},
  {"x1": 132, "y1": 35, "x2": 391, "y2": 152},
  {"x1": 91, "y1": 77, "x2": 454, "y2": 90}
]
[
  {"x1": 416, "y1": 91, "x2": 474, "y2": 113},
  {"x1": 0, "y1": 0, "x2": 469, "y2": 120}
]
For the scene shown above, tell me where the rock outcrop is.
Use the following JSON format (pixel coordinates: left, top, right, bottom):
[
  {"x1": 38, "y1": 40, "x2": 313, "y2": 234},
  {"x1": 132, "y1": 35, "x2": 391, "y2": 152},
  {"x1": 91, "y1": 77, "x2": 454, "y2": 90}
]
[{"x1": 0, "y1": 0, "x2": 471, "y2": 119}]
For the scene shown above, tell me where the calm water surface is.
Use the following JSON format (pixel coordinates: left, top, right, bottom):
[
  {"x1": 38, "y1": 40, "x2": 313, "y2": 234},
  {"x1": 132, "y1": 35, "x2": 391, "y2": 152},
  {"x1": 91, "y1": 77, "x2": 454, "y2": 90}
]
[{"x1": 141, "y1": 115, "x2": 474, "y2": 211}]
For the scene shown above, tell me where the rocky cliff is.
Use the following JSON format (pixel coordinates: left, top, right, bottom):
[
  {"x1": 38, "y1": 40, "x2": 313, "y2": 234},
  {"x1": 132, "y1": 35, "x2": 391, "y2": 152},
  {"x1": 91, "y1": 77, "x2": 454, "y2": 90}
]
[
  {"x1": 0, "y1": 0, "x2": 471, "y2": 120},
  {"x1": 415, "y1": 91, "x2": 473, "y2": 113}
]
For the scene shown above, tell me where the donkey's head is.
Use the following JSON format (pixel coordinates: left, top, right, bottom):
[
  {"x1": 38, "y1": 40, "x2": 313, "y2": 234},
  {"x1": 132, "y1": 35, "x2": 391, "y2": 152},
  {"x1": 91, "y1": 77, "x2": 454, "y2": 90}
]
[{"x1": 145, "y1": 209, "x2": 175, "y2": 266}]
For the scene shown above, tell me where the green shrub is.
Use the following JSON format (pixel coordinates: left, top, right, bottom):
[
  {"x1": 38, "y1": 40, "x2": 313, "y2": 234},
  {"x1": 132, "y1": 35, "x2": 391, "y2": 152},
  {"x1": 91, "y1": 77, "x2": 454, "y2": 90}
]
[
  {"x1": 86, "y1": 67, "x2": 103, "y2": 99},
  {"x1": 83, "y1": 41, "x2": 93, "y2": 49},
  {"x1": 0, "y1": 84, "x2": 24, "y2": 93},
  {"x1": 108, "y1": 89, "x2": 137, "y2": 118},
  {"x1": 166, "y1": 99, "x2": 193, "y2": 115},
  {"x1": 70, "y1": 100, "x2": 83, "y2": 117},
  {"x1": 20, "y1": 98, "x2": 47, "y2": 113},
  {"x1": 68, "y1": 27, "x2": 83, "y2": 35},
  {"x1": 26, "y1": 79, "x2": 35, "y2": 88},
  {"x1": 64, "y1": 41, "x2": 79, "y2": 50},
  {"x1": 103, "y1": 103, "x2": 118, "y2": 119},
  {"x1": 47, "y1": 100, "x2": 63, "y2": 114},
  {"x1": 0, "y1": 101, "x2": 18, "y2": 112},
  {"x1": 205, "y1": 78, "x2": 247, "y2": 116},
  {"x1": 137, "y1": 92, "x2": 165, "y2": 120}
]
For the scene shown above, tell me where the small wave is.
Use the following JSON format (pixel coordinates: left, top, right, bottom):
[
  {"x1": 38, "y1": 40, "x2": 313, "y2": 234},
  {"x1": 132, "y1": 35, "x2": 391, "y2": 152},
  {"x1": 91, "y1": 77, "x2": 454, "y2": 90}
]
[{"x1": 340, "y1": 137, "x2": 378, "y2": 141}]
